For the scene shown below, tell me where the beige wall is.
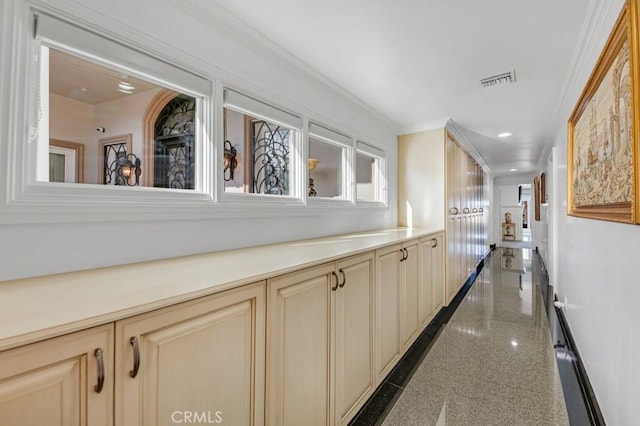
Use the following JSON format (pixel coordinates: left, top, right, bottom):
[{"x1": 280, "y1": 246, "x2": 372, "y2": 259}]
[
  {"x1": 50, "y1": 89, "x2": 160, "y2": 185},
  {"x1": 93, "y1": 89, "x2": 160, "y2": 186},
  {"x1": 397, "y1": 128, "x2": 445, "y2": 228}
]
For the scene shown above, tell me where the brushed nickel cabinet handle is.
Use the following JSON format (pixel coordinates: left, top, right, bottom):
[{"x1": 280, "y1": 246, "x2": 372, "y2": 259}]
[
  {"x1": 130, "y1": 336, "x2": 140, "y2": 378},
  {"x1": 338, "y1": 269, "x2": 346, "y2": 288},
  {"x1": 94, "y1": 348, "x2": 104, "y2": 393},
  {"x1": 331, "y1": 271, "x2": 339, "y2": 291}
]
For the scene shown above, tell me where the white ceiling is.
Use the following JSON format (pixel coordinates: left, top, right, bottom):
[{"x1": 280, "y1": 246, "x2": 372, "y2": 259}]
[{"x1": 209, "y1": 0, "x2": 591, "y2": 175}]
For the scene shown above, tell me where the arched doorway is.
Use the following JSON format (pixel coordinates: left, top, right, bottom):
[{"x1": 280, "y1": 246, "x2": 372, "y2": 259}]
[{"x1": 143, "y1": 90, "x2": 196, "y2": 189}]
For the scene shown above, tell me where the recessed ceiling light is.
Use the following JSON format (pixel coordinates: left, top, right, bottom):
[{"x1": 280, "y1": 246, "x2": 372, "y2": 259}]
[
  {"x1": 118, "y1": 88, "x2": 134, "y2": 94},
  {"x1": 511, "y1": 340, "x2": 519, "y2": 347},
  {"x1": 509, "y1": 168, "x2": 518, "y2": 172},
  {"x1": 498, "y1": 132, "x2": 512, "y2": 138}
]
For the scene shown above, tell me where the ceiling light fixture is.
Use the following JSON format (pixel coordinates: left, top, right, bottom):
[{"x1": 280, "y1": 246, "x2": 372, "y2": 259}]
[
  {"x1": 118, "y1": 81, "x2": 135, "y2": 95},
  {"x1": 498, "y1": 132, "x2": 512, "y2": 138},
  {"x1": 509, "y1": 168, "x2": 518, "y2": 172}
]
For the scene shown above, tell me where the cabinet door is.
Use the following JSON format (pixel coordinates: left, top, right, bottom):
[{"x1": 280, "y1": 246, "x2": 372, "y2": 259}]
[
  {"x1": 375, "y1": 244, "x2": 401, "y2": 380},
  {"x1": 335, "y1": 253, "x2": 374, "y2": 425},
  {"x1": 400, "y1": 240, "x2": 420, "y2": 350},
  {"x1": 267, "y1": 263, "x2": 334, "y2": 426},
  {"x1": 419, "y1": 237, "x2": 435, "y2": 326},
  {"x1": 116, "y1": 283, "x2": 266, "y2": 426},
  {"x1": 431, "y1": 234, "x2": 445, "y2": 314},
  {"x1": 0, "y1": 325, "x2": 113, "y2": 426}
]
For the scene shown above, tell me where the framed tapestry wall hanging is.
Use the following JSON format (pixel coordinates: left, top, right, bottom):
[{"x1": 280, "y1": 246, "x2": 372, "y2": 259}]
[{"x1": 567, "y1": 0, "x2": 640, "y2": 223}]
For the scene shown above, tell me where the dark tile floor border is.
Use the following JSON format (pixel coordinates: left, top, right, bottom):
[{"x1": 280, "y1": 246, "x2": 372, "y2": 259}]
[
  {"x1": 349, "y1": 252, "x2": 491, "y2": 426},
  {"x1": 533, "y1": 250, "x2": 606, "y2": 426}
]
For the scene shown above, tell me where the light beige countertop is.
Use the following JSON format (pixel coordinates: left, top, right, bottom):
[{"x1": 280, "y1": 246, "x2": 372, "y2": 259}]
[{"x1": 0, "y1": 227, "x2": 442, "y2": 351}]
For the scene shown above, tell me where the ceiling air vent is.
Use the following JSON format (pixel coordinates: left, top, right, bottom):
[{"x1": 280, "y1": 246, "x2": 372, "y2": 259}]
[{"x1": 480, "y1": 70, "x2": 516, "y2": 88}]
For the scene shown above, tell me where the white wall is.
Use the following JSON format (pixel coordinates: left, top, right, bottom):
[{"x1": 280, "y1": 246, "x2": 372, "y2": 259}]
[
  {"x1": 492, "y1": 173, "x2": 535, "y2": 245},
  {"x1": 543, "y1": 0, "x2": 637, "y2": 424},
  {"x1": 0, "y1": 0, "x2": 398, "y2": 281}
]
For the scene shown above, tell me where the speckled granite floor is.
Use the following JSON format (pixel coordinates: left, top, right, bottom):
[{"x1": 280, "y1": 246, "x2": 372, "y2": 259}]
[{"x1": 381, "y1": 248, "x2": 569, "y2": 426}]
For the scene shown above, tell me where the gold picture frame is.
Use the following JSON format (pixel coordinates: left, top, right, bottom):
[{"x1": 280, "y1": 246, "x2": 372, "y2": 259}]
[{"x1": 567, "y1": 0, "x2": 640, "y2": 223}]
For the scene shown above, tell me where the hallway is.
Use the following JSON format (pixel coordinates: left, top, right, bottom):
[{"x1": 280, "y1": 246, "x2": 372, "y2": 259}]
[{"x1": 381, "y1": 248, "x2": 568, "y2": 425}]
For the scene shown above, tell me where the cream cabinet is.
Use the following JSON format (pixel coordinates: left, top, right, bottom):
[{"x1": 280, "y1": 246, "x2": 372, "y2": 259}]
[
  {"x1": 115, "y1": 283, "x2": 266, "y2": 426},
  {"x1": 446, "y1": 134, "x2": 486, "y2": 303},
  {"x1": 419, "y1": 233, "x2": 445, "y2": 327},
  {"x1": 267, "y1": 252, "x2": 374, "y2": 426},
  {"x1": 375, "y1": 239, "x2": 419, "y2": 379},
  {"x1": 0, "y1": 230, "x2": 446, "y2": 426},
  {"x1": 399, "y1": 240, "x2": 420, "y2": 351},
  {"x1": 399, "y1": 128, "x2": 487, "y2": 306},
  {"x1": 0, "y1": 324, "x2": 114, "y2": 426},
  {"x1": 334, "y1": 254, "x2": 375, "y2": 425}
]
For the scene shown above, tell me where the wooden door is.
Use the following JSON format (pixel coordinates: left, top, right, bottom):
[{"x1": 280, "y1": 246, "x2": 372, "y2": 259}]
[
  {"x1": 267, "y1": 263, "x2": 334, "y2": 426},
  {"x1": 116, "y1": 283, "x2": 265, "y2": 426},
  {"x1": 335, "y1": 253, "x2": 375, "y2": 425},
  {"x1": 375, "y1": 244, "x2": 401, "y2": 380},
  {"x1": 0, "y1": 325, "x2": 113, "y2": 426}
]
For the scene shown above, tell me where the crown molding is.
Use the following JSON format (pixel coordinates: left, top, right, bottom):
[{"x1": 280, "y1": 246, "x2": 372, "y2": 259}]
[
  {"x1": 397, "y1": 118, "x2": 450, "y2": 136},
  {"x1": 445, "y1": 119, "x2": 491, "y2": 173},
  {"x1": 538, "y1": 0, "x2": 626, "y2": 169},
  {"x1": 397, "y1": 118, "x2": 492, "y2": 174},
  {"x1": 170, "y1": 0, "x2": 400, "y2": 137}
]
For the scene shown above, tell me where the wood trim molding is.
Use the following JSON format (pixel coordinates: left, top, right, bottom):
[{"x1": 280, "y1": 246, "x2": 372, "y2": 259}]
[
  {"x1": 243, "y1": 115, "x2": 253, "y2": 193},
  {"x1": 49, "y1": 139, "x2": 85, "y2": 184},
  {"x1": 142, "y1": 89, "x2": 179, "y2": 187},
  {"x1": 98, "y1": 134, "x2": 133, "y2": 185}
]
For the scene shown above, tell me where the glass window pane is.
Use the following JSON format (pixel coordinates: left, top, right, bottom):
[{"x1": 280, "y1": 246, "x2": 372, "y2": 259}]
[
  {"x1": 308, "y1": 137, "x2": 343, "y2": 198},
  {"x1": 49, "y1": 153, "x2": 65, "y2": 182},
  {"x1": 223, "y1": 107, "x2": 295, "y2": 196},
  {"x1": 356, "y1": 153, "x2": 376, "y2": 201},
  {"x1": 47, "y1": 47, "x2": 199, "y2": 190}
]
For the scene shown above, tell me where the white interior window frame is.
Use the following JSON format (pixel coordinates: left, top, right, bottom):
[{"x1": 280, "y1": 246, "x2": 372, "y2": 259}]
[
  {"x1": 306, "y1": 122, "x2": 354, "y2": 206},
  {"x1": 355, "y1": 141, "x2": 388, "y2": 207},
  {"x1": 221, "y1": 87, "x2": 304, "y2": 205},
  {"x1": 0, "y1": 3, "x2": 389, "y2": 224},
  {"x1": 2, "y1": 8, "x2": 216, "y2": 223}
]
